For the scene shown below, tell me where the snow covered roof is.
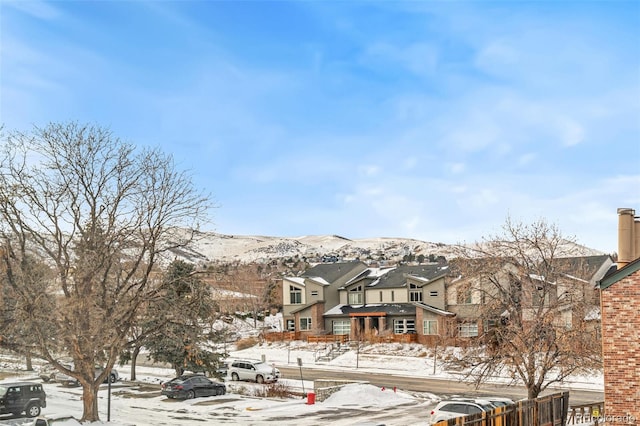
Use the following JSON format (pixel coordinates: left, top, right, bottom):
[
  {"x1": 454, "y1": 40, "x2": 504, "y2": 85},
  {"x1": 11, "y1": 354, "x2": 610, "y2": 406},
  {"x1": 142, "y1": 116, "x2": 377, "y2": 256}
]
[
  {"x1": 284, "y1": 276, "x2": 306, "y2": 286},
  {"x1": 306, "y1": 276, "x2": 330, "y2": 285},
  {"x1": 341, "y1": 267, "x2": 394, "y2": 288},
  {"x1": 369, "y1": 264, "x2": 449, "y2": 289},
  {"x1": 412, "y1": 302, "x2": 456, "y2": 317},
  {"x1": 210, "y1": 288, "x2": 257, "y2": 299}
]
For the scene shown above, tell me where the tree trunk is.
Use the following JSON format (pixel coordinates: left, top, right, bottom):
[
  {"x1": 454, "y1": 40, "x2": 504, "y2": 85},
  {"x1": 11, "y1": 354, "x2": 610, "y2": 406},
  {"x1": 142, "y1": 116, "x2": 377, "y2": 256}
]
[
  {"x1": 527, "y1": 384, "x2": 541, "y2": 400},
  {"x1": 80, "y1": 381, "x2": 101, "y2": 422},
  {"x1": 130, "y1": 345, "x2": 141, "y2": 381},
  {"x1": 25, "y1": 351, "x2": 33, "y2": 371},
  {"x1": 174, "y1": 364, "x2": 184, "y2": 377}
]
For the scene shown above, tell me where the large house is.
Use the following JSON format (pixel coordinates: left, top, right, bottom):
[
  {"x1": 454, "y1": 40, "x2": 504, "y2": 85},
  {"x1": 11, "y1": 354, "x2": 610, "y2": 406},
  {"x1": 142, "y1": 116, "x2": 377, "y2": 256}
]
[
  {"x1": 598, "y1": 208, "x2": 639, "y2": 426},
  {"x1": 282, "y1": 262, "x2": 456, "y2": 343},
  {"x1": 281, "y1": 247, "x2": 612, "y2": 345}
]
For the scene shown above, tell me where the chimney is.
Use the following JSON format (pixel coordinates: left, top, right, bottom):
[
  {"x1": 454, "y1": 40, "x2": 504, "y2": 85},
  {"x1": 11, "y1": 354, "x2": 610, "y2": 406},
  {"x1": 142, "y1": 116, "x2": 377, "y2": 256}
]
[{"x1": 617, "y1": 208, "x2": 640, "y2": 268}]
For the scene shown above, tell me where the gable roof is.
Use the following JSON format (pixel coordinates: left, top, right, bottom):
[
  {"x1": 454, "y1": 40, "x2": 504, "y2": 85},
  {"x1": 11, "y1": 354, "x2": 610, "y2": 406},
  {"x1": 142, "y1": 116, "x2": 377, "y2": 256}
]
[
  {"x1": 341, "y1": 267, "x2": 394, "y2": 289},
  {"x1": 289, "y1": 300, "x2": 324, "y2": 315},
  {"x1": 368, "y1": 264, "x2": 449, "y2": 289},
  {"x1": 550, "y1": 255, "x2": 613, "y2": 282},
  {"x1": 599, "y1": 257, "x2": 640, "y2": 290},
  {"x1": 299, "y1": 261, "x2": 367, "y2": 285}
]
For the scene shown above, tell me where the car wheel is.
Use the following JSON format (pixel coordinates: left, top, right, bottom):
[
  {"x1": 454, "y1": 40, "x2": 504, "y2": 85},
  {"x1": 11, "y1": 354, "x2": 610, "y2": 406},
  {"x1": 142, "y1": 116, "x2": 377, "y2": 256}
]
[
  {"x1": 186, "y1": 390, "x2": 195, "y2": 399},
  {"x1": 231, "y1": 372, "x2": 239, "y2": 381},
  {"x1": 26, "y1": 404, "x2": 41, "y2": 417},
  {"x1": 256, "y1": 375, "x2": 264, "y2": 384}
]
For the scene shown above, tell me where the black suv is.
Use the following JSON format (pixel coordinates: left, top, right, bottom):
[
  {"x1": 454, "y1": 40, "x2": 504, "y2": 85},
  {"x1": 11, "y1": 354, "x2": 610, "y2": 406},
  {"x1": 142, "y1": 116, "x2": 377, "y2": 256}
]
[{"x1": 0, "y1": 382, "x2": 47, "y2": 418}]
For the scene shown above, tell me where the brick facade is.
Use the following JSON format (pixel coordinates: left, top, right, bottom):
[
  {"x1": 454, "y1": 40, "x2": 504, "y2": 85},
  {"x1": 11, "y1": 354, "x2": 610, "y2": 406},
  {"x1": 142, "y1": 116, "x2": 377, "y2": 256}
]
[{"x1": 601, "y1": 268, "x2": 640, "y2": 426}]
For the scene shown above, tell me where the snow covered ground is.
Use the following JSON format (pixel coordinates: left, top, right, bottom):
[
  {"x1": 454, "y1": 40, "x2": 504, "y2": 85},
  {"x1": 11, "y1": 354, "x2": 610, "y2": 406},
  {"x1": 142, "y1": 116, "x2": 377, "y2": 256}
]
[
  {"x1": 0, "y1": 316, "x2": 604, "y2": 425},
  {"x1": 0, "y1": 339, "x2": 603, "y2": 426}
]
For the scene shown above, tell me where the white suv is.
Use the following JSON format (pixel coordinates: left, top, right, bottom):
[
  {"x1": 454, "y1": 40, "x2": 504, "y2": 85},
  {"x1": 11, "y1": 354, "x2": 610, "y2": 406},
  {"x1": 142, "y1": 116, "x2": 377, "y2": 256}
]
[
  {"x1": 228, "y1": 360, "x2": 280, "y2": 384},
  {"x1": 430, "y1": 399, "x2": 495, "y2": 424}
]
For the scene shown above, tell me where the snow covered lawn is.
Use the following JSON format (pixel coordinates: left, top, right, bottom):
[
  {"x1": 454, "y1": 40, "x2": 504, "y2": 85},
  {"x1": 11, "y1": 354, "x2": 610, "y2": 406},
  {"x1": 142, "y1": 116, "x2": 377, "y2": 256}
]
[{"x1": 0, "y1": 338, "x2": 603, "y2": 425}]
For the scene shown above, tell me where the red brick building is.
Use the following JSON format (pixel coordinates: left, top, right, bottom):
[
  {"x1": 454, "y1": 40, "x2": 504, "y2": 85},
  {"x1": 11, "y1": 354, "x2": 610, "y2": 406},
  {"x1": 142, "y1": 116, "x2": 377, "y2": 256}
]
[{"x1": 599, "y1": 208, "x2": 640, "y2": 426}]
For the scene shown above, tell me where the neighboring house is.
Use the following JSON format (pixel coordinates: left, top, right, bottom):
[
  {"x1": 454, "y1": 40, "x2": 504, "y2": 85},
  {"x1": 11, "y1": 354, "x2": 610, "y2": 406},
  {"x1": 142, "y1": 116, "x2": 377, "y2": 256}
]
[
  {"x1": 283, "y1": 262, "x2": 457, "y2": 343},
  {"x1": 446, "y1": 254, "x2": 612, "y2": 337},
  {"x1": 328, "y1": 264, "x2": 456, "y2": 344},
  {"x1": 281, "y1": 252, "x2": 614, "y2": 345},
  {"x1": 282, "y1": 261, "x2": 369, "y2": 337},
  {"x1": 598, "y1": 208, "x2": 640, "y2": 426},
  {"x1": 552, "y1": 255, "x2": 613, "y2": 331}
]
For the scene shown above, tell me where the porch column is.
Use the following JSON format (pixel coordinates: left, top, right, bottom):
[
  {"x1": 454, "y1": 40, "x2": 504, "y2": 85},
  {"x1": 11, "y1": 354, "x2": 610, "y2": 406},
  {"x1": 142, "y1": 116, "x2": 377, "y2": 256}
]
[
  {"x1": 364, "y1": 316, "x2": 372, "y2": 336},
  {"x1": 378, "y1": 316, "x2": 386, "y2": 333},
  {"x1": 350, "y1": 317, "x2": 359, "y2": 341}
]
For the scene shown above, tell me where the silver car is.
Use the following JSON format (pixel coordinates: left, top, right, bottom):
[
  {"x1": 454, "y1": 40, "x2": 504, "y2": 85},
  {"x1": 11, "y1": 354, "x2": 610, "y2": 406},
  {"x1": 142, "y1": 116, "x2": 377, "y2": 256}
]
[{"x1": 228, "y1": 360, "x2": 280, "y2": 384}]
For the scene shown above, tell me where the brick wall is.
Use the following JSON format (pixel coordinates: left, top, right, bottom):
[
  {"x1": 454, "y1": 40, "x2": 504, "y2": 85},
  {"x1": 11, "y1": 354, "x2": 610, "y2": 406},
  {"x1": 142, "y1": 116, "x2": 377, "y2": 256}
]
[{"x1": 601, "y1": 269, "x2": 640, "y2": 426}]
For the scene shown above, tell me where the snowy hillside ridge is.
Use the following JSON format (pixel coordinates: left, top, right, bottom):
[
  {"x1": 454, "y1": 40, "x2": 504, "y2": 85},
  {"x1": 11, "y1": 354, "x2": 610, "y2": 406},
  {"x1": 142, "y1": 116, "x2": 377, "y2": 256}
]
[{"x1": 161, "y1": 230, "x2": 606, "y2": 264}]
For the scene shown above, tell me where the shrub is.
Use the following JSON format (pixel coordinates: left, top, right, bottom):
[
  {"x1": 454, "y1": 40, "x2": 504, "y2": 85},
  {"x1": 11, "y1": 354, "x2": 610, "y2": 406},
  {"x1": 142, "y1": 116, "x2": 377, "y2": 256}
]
[
  {"x1": 252, "y1": 382, "x2": 294, "y2": 398},
  {"x1": 235, "y1": 337, "x2": 259, "y2": 350}
]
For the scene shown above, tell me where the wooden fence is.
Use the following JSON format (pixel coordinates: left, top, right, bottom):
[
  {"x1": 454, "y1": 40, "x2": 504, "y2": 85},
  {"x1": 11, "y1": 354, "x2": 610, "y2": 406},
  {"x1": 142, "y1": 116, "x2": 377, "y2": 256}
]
[
  {"x1": 307, "y1": 334, "x2": 349, "y2": 344},
  {"x1": 433, "y1": 391, "x2": 569, "y2": 426},
  {"x1": 566, "y1": 401, "x2": 604, "y2": 425}
]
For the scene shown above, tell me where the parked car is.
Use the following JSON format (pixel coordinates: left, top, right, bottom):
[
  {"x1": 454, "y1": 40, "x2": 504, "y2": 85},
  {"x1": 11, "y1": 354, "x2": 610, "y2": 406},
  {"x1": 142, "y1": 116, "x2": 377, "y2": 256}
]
[
  {"x1": 228, "y1": 359, "x2": 280, "y2": 384},
  {"x1": 215, "y1": 362, "x2": 229, "y2": 379},
  {"x1": 46, "y1": 363, "x2": 118, "y2": 387},
  {"x1": 473, "y1": 396, "x2": 515, "y2": 407},
  {"x1": 0, "y1": 382, "x2": 47, "y2": 418},
  {"x1": 161, "y1": 374, "x2": 226, "y2": 400},
  {"x1": 430, "y1": 399, "x2": 495, "y2": 425}
]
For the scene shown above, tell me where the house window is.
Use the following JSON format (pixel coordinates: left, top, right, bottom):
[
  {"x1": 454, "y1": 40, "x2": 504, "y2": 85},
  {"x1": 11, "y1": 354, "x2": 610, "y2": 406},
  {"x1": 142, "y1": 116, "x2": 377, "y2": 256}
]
[
  {"x1": 379, "y1": 291, "x2": 383, "y2": 302},
  {"x1": 393, "y1": 319, "x2": 415, "y2": 334},
  {"x1": 311, "y1": 290, "x2": 319, "y2": 296},
  {"x1": 348, "y1": 285, "x2": 363, "y2": 305},
  {"x1": 333, "y1": 320, "x2": 350, "y2": 335},
  {"x1": 423, "y1": 320, "x2": 438, "y2": 335},
  {"x1": 458, "y1": 322, "x2": 479, "y2": 337},
  {"x1": 300, "y1": 317, "x2": 312, "y2": 330},
  {"x1": 533, "y1": 286, "x2": 549, "y2": 307},
  {"x1": 409, "y1": 283, "x2": 423, "y2": 302},
  {"x1": 286, "y1": 319, "x2": 295, "y2": 331},
  {"x1": 483, "y1": 319, "x2": 499, "y2": 332},
  {"x1": 391, "y1": 291, "x2": 395, "y2": 302},
  {"x1": 457, "y1": 287, "x2": 473, "y2": 304},
  {"x1": 289, "y1": 285, "x2": 302, "y2": 304},
  {"x1": 429, "y1": 290, "x2": 438, "y2": 297}
]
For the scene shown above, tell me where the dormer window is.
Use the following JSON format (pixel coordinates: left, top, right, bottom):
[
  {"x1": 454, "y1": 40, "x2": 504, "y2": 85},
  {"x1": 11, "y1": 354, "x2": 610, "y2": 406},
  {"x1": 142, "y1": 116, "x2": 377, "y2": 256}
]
[{"x1": 348, "y1": 285, "x2": 363, "y2": 305}]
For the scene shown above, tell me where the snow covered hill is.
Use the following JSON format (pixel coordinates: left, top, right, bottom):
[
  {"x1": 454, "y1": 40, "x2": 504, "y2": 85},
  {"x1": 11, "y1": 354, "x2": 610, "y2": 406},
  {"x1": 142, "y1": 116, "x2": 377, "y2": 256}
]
[{"x1": 163, "y1": 230, "x2": 605, "y2": 265}]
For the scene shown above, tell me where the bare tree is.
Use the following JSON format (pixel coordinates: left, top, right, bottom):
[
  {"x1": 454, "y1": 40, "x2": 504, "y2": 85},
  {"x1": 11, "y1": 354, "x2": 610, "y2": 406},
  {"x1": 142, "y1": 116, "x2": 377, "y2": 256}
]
[
  {"x1": 0, "y1": 122, "x2": 211, "y2": 421},
  {"x1": 447, "y1": 217, "x2": 602, "y2": 399}
]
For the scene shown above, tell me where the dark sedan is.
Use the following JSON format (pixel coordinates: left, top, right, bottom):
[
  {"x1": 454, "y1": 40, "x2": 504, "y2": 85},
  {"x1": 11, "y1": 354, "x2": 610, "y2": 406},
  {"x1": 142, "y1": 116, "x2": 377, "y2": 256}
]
[{"x1": 161, "y1": 374, "x2": 226, "y2": 399}]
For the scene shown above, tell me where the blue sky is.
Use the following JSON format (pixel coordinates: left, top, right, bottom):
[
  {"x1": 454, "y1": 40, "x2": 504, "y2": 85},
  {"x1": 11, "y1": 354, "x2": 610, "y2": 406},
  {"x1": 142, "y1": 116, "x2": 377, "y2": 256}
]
[{"x1": 1, "y1": 0, "x2": 639, "y2": 253}]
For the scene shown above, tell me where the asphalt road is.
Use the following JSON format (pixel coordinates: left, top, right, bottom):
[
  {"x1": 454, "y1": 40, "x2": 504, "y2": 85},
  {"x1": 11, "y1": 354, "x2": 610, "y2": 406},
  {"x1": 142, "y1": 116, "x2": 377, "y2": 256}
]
[{"x1": 277, "y1": 365, "x2": 604, "y2": 407}]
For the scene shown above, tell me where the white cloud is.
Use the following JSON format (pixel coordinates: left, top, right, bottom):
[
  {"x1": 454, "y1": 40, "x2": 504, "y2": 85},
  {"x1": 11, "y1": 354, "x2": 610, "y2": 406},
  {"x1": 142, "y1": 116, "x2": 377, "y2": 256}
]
[
  {"x1": 447, "y1": 162, "x2": 465, "y2": 174},
  {"x1": 555, "y1": 116, "x2": 585, "y2": 147},
  {"x1": 4, "y1": 0, "x2": 61, "y2": 20}
]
